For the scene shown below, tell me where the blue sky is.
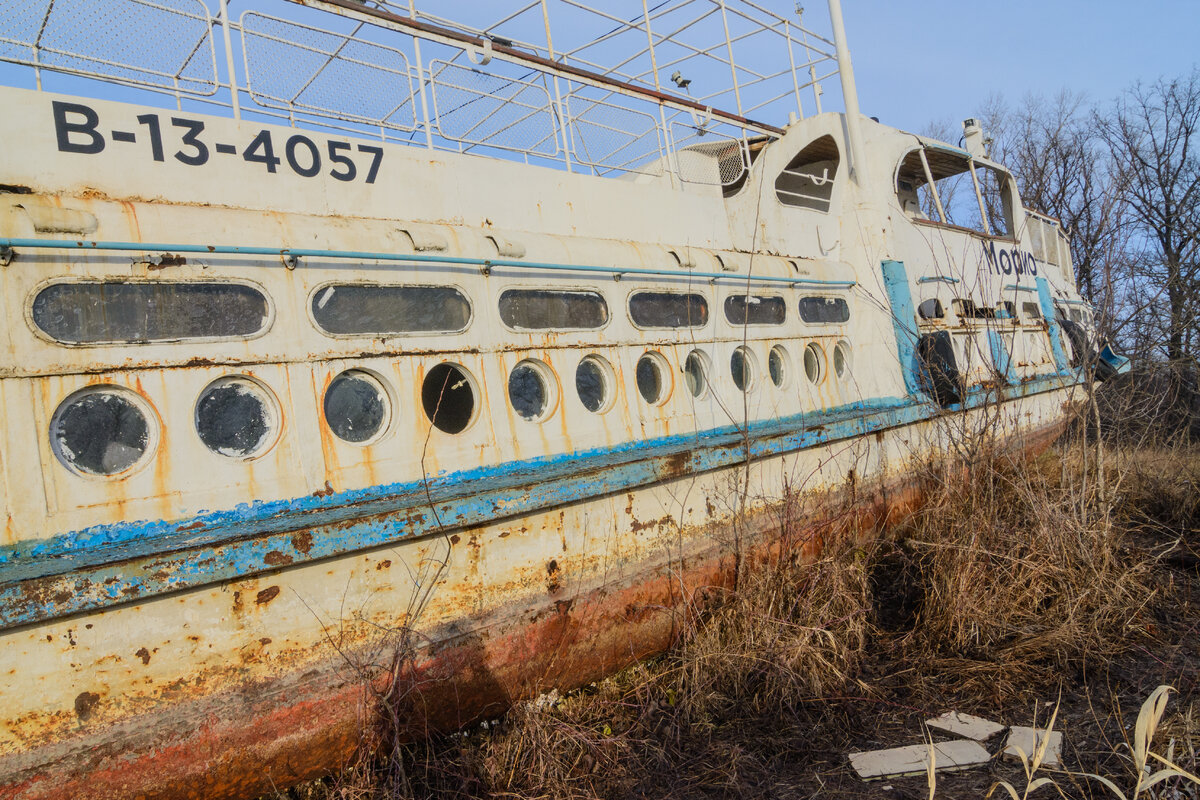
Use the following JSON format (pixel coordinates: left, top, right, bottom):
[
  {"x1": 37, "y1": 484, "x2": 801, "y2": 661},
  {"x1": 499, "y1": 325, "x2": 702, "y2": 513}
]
[{"x1": 833, "y1": 0, "x2": 1199, "y2": 133}]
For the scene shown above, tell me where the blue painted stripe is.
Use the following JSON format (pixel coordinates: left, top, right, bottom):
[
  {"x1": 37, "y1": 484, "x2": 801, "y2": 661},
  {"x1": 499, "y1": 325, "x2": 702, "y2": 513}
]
[
  {"x1": 1037, "y1": 276, "x2": 1070, "y2": 372},
  {"x1": 0, "y1": 238, "x2": 856, "y2": 289},
  {"x1": 0, "y1": 375, "x2": 1078, "y2": 631},
  {"x1": 879, "y1": 259, "x2": 924, "y2": 397},
  {"x1": 987, "y1": 329, "x2": 1017, "y2": 384},
  {"x1": 917, "y1": 275, "x2": 960, "y2": 284}
]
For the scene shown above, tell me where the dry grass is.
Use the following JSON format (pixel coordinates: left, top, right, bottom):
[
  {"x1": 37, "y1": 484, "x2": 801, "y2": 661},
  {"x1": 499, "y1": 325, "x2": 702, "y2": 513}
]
[{"x1": 279, "y1": 442, "x2": 1199, "y2": 800}]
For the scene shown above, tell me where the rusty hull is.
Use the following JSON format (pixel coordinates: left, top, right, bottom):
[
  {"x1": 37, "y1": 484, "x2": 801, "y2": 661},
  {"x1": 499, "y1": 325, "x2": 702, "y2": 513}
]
[{"x1": 0, "y1": 417, "x2": 1066, "y2": 800}]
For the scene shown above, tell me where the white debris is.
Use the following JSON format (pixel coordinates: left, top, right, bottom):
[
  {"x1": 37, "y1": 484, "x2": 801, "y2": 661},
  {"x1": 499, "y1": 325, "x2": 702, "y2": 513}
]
[
  {"x1": 529, "y1": 688, "x2": 561, "y2": 712},
  {"x1": 849, "y1": 740, "x2": 992, "y2": 780},
  {"x1": 926, "y1": 711, "x2": 1007, "y2": 741},
  {"x1": 1003, "y1": 726, "x2": 1063, "y2": 767}
]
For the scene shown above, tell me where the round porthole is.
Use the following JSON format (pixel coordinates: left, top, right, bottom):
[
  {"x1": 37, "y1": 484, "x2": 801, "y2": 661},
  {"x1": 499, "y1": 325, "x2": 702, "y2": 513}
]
[
  {"x1": 833, "y1": 341, "x2": 852, "y2": 379},
  {"x1": 51, "y1": 387, "x2": 154, "y2": 477},
  {"x1": 636, "y1": 351, "x2": 670, "y2": 405},
  {"x1": 683, "y1": 350, "x2": 709, "y2": 399},
  {"x1": 196, "y1": 377, "x2": 277, "y2": 459},
  {"x1": 768, "y1": 345, "x2": 788, "y2": 388},
  {"x1": 422, "y1": 363, "x2": 477, "y2": 434},
  {"x1": 509, "y1": 359, "x2": 557, "y2": 422},
  {"x1": 324, "y1": 370, "x2": 391, "y2": 444},
  {"x1": 576, "y1": 355, "x2": 614, "y2": 413},
  {"x1": 803, "y1": 342, "x2": 825, "y2": 385},
  {"x1": 731, "y1": 346, "x2": 756, "y2": 392}
]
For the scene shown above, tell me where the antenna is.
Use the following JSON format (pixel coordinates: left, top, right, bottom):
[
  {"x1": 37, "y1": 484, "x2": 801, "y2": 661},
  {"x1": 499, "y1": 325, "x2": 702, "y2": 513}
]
[{"x1": 827, "y1": 0, "x2": 871, "y2": 186}]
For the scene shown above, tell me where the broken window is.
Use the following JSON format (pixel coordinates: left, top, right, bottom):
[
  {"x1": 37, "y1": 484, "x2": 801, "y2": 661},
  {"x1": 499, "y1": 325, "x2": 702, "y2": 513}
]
[
  {"x1": 918, "y1": 298, "x2": 944, "y2": 319},
  {"x1": 895, "y1": 147, "x2": 1014, "y2": 236},
  {"x1": 798, "y1": 296, "x2": 850, "y2": 324},
  {"x1": 499, "y1": 289, "x2": 608, "y2": 330},
  {"x1": 774, "y1": 135, "x2": 840, "y2": 212},
  {"x1": 953, "y1": 299, "x2": 996, "y2": 320},
  {"x1": 422, "y1": 363, "x2": 475, "y2": 434},
  {"x1": 629, "y1": 292, "x2": 709, "y2": 329},
  {"x1": 724, "y1": 295, "x2": 786, "y2": 325},
  {"x1": 32, "y1": 281, "x2": 269, "y2": 344},
  {"x1": 1022, "y1": 301, "x2": 1042, "y2": 321}
]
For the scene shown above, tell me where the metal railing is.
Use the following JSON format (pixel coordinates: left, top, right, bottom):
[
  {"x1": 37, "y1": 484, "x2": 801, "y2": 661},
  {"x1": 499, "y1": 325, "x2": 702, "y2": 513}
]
[{"x1": 0, "y1": 0, "x2": 841, "y2": 185}]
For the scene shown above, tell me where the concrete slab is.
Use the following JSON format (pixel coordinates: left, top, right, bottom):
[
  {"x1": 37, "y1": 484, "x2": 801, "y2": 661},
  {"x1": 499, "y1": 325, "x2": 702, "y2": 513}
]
[
  {"x1": 926, "y1": 711, "x2": 1007, "y2": 741},
  {"x1": 1003, "y1": 726, "x2": 1063, "y2": 766},
  {"x1": 849, "y1": 740, "x2": 992, "y2": 780}
]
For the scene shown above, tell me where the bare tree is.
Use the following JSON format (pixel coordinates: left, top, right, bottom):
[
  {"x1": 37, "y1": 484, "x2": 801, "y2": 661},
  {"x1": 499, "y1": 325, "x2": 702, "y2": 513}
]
[{"x1": 1098, "y1": 70, "x2": 1200, "y2": 368}]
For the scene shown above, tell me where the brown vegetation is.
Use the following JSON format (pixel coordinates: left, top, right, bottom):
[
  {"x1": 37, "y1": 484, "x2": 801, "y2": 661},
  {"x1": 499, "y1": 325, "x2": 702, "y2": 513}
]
[{"x1": 281, "y1": 440, "x2": 1199, "y2": 800}]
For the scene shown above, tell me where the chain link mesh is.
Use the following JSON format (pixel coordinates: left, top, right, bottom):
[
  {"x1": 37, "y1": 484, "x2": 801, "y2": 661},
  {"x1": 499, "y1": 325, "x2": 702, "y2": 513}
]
[
  {"x1": 566, "y1": 91, "x2": 664, "y2": 177},
  {"x1": 671, "y1": 122, "x2": 748, "y2": 186},
  {"x1": 0, "y1": 0, "x2": 216, "y2": 94},
  {"x1": 430, "y1": 60, "x2": 559, "y2": 156},
  {"x1": 242, "y1": 12, "x2": 417, "y2": 131}
]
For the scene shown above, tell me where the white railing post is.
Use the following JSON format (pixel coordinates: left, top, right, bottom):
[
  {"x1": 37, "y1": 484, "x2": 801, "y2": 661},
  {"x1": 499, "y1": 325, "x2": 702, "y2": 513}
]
[
  {"x1": 218, "y1": 0, "x2": 241, "y2": 120},
  {"x1": 827, "y1": 0, "x2": 869, "y2": 185}
]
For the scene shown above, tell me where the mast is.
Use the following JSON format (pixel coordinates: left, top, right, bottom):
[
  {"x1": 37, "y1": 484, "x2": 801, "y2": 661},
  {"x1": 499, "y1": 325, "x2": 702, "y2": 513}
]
[{"x1": 827, "y1": 0, "x2": 871, "y2": 186}]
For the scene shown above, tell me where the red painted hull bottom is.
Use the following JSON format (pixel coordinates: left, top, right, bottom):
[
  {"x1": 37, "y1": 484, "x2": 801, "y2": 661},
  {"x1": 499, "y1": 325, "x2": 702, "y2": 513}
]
[{"x1": 2, "y1": 420, "x2": 1065, "y2": 800}]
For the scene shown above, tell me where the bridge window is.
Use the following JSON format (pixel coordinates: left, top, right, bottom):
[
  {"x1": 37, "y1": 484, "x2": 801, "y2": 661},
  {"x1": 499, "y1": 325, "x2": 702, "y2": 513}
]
[
  {"x1": 311, "y1": 284, "x2": 470, "y2": 336},
  {"x1": 724, "y1": 295, "x2": 786, "y2": 326},
  {"x1": 499, "y1": 289, "x2": 608, "y2": 330},
  {"x1": 918, "y1": 298, "x2": 944, "y2": 319},
  {"x1": 629, "y1": 292, "x2": 709, "y2": 329},
  {"x1": 32, "y1": 281, "x2": 269, "y2": 345},
  {"x1": 774, "y1": 135, "x2": 839, "y2": 212},
  {"x1": 895, "y1": 148, "x2": 1014, "y2": 236},
  {"x1": 798, "y1": 296, "x2": 850, "y2": 324},
  {"x1": 1022, "y1": 302, "x2": 1042, "y2": 321}
]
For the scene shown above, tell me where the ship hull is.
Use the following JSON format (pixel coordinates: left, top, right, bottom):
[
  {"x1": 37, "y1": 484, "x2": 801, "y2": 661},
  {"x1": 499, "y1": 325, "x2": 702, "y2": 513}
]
[{"x1": 0, "y1": 387, "x2": 1073, "y2": 800}]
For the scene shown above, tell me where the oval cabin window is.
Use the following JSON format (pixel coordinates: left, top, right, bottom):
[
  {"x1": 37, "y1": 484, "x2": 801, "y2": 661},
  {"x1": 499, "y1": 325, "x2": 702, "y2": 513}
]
[
  {"x1": 629, "y1": 292, "x2": 709, "y2": 329},
  {"x1": 724, "y1": 295, "x2": 786, "y2": 326},
  {"x1": 498, "y1": 289, "x2": 608, "y2": 330},
  {"x1": 798, "y1": 296, "x2": 850, "y2": 324},
  {"x1": 311, "y1": 284, "x2": 470, "y2": 336},
  {"x1": 32, "y1": 281, "x2": 270, "y2": 344}
]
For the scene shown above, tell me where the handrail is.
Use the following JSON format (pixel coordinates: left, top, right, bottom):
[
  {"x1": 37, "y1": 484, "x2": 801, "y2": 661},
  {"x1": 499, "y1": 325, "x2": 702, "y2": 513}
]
[{"x1": 0, "y1": 238, "x2": 857, "y2": 289}]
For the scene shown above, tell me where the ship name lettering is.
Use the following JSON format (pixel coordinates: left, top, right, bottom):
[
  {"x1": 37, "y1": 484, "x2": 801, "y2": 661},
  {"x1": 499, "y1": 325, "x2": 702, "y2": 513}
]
[{"x1": 981, "y1": 239, "x2": 1038, "y2": 277}]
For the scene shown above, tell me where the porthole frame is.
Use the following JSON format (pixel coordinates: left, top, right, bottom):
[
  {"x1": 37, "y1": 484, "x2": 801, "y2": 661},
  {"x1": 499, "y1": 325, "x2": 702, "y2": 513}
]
[
  {"x1": 833, "y1": 340, "x2": 852, "y2": 380},
  {"x1": 575, "y1": 354, "x2": 617, "y2": 414},
  {"x1": 421, "y1": 361, "x2": 481, "y2": 435},
  {"x1": 683, "y1": 349, "x2": 712, "y2": 400},
  {"x1": 803, "y1": 342, "x2": 826, "y2": 386},
  {"x1": 768, "y1": 344, "x2": 791, "y2": 389},
  {"x1": 507, "y1": 358, "x2": 560, "y2": 423},
  {"x1": 307, "y1": 280, "x2": 473, "y2": 339},
  {"x1": 28, "y1": 276, "x2": 276, "y2": 348},
  {"x1": 49, "y1": 384, "x2": 160, "y2": 479},
  {"x1": 730, "y1": 345, "x2": 759, "y2": 393},
  {"x1": 322, "y1": 367, "x2": 395, "y2": 447},
  {"x1": 194, "y1": 375, "x2": 282, "y2": 461},
  {"x1": 635, "y1": 350, "x2": 673, "y2": 406}
]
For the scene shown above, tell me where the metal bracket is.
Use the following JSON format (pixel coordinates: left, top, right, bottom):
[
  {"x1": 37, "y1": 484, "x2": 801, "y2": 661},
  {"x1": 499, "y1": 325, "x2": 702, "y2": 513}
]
[
  {"x1": 480, "y1": 260, "x2": 491, "y2": 277},
  {"x1": 0, "y1": 246, "x2": 12, "y2": 267},
  {"x1": 282, "y1": 252, "x2": 298, "y2": 270},
  {"x1": 468, "y1": 37, "x2": 493, "y2": 66}
]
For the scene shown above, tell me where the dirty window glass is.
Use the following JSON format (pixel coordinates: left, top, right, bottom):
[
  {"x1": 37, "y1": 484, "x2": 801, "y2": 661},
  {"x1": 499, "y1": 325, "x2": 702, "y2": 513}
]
[
  {"x1": 51, "y1": 389, "x2": 149, "y2": 476},
  {"x1": 1022, "y1": 302, "x2": 1042, "y2": 321},
  {"x1": 953, "y1": 299, "x2": 996, "y2": 320},
  {"x1": 629, "y1": 292, "x2": 709, "y2": 328},
  {"x1": 499, "y1": 289, "x2": 608, "y2": 330},
  {"x1": 32, "y1": 282, "x2": 269, "y2": 344},
  {"x1": 312, "y1": 284, "x2": 470, "y2": 336},
  {"x1": 324, "y1": 371, "x2": 389, "y2": 443},
  {"x1": 196, "y1": 379, "x2": 274, "y2": 458},
  {"x1": 724, "y1": 295, "x2": 786, "y2": 326},
  {"x1": 918, "y1": 298, "x2": 944, "y2": 319},
  {"x1": 798, "y1": 296, "x2": 850, "y2": 324}
]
